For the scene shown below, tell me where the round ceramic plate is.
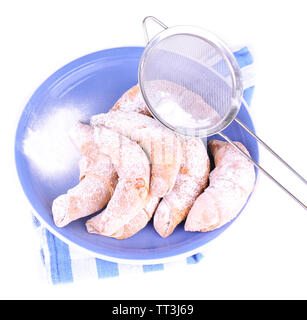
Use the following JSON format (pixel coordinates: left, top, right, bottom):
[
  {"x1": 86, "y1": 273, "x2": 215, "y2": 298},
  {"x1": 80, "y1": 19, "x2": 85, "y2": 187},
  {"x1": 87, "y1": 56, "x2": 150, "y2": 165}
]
[{"x1": 15, "y1": 47, "x2": 258, "y2": 264}]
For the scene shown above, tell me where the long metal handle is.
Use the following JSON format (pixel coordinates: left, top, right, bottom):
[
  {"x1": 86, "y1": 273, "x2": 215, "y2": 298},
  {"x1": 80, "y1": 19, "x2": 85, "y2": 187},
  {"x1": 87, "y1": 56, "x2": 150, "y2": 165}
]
[
  {"x1": 142, "y1": 16, "x2": 168, "y2": 44},
  {"x1": 219, "y1": 132, "x2": 306, "y2": 210},
  {"x1": 239, "y1": 99, "x2": 307, "y2": 184}
]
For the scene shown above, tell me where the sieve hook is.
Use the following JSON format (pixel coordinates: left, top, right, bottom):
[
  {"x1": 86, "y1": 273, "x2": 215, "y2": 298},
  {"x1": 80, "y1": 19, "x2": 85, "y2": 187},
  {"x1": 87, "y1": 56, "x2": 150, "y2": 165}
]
[{"x1": 143, "y1": 16, "x2": 168, "y2": 44}]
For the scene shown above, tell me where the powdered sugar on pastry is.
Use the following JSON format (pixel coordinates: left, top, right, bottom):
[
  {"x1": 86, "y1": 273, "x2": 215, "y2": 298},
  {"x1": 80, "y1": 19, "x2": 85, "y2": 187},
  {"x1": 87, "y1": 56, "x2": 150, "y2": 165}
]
[
  {"x1": 87, "y1": 195, "x2": 160, "y2": 239},
  {"x1": 111, "y1": 85, "x2": 151, "y2": 116},
  {"x1": 52, "y1": 174, "x2": 113, "y2": 227},
  {"x1": 91, "y1": 110, "x2": 183, "y2": 198},
  {"x1": 143, "y1": 79, "x2": 221, "y2": 129},
  {"x1": 185, "y1": 140, "x2": 256, "y2": 232},
  {"x1": 52, "y1": 122, "x2": 118, "y2": 227},
  {"x1": 154, "y1": 138, "x2": 210, "y2": 237},
  {"x1": 116, "y1": 195, "x2": 160, "y2": 239},
  {"x1": 85, "y1": 126, "x2": 150, "y2": 236}
]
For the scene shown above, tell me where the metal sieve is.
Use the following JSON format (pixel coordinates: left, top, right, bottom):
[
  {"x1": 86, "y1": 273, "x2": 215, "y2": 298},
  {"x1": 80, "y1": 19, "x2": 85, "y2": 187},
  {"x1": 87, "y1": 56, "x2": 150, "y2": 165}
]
[{"x1": 138, "y1": 16, "x2": 306, "y2": 209}]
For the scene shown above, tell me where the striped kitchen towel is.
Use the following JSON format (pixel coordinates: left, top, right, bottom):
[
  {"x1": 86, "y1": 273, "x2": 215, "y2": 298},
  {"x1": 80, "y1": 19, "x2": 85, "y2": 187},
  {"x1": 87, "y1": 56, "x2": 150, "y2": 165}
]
[{"x1": 33, "y1": 46, "x2": 255, "y2": 285}]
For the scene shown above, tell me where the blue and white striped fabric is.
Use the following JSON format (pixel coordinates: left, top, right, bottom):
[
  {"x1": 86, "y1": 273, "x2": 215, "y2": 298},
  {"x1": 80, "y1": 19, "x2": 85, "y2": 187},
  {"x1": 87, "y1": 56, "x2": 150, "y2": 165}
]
[{"x1": 33, "y1": 46, "x2": 255, "y2": 285}]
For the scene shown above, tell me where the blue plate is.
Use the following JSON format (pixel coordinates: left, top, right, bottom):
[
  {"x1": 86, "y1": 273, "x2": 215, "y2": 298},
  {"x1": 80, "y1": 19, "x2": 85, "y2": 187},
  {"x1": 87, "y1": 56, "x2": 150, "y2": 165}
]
[{"x1": 15, "y1": 47, "x2": 259, "y2": 263}]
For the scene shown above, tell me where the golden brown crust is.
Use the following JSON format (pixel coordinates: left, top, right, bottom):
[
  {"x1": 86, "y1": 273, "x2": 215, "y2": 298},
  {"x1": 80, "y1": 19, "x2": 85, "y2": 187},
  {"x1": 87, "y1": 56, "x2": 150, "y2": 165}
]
[
  {"x1": 185, "y1": 139, "x2": 256, "y2": 232},
  {"x1": 114, "y1": 195, "x2": 160, "y2": 239},
  {"x1": 52, "y1": 123, "x2": 118, "y2": 227},
  {"x1": 91, "y1": 110, "x2": 183, "y2": 198},
  {"x1": 85, "y1": 126, "x2": 150, "y2": 236},
  {"x1": 153, "y1": 138, "x2": 210, "y2": 237},
  {"x1": 111, "y1": 85, "x2": 151, "y2": 116}
]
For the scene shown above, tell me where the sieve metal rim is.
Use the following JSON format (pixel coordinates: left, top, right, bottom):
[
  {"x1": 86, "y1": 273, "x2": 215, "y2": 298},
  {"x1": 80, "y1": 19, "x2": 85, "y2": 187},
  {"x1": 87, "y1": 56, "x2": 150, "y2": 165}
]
[{"x1": 138, "y1": 25, "x2": 244, "y2": 137}]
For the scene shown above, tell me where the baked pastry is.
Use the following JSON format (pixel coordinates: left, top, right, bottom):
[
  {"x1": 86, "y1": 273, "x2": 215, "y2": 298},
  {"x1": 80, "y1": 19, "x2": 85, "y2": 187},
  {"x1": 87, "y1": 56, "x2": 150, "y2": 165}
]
[
  {"x1": 85, "y1": 126, "x2": 150, "y2": 236},
  {"x1": 87, "y1": 195, "x2": 160, "y2": 239},
  {"x1": 111, "y1": 84, "x2": 151, "y2": 116},
  {"x1": 153, "y1": 137, "x2": 210, "y2": 237},
  {"x1": 138, "y1": 79, "x2": 221, "y2": 128},
  {"x1": 91, "y1": 110, "x2": 183, "y2": 198},
  {"x1": 52, "y1": 123, "x2": 118, "y2": 227},
  {"x1": 185, "y1": 139, "x2": 256, "y2": 232},
  {"x1": 116, "y1": 195, "x2": 160, "y2": 239}
]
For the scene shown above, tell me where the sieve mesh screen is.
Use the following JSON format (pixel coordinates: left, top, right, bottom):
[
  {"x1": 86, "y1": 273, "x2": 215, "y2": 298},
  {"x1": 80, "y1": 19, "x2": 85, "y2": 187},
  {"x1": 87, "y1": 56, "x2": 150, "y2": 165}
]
[{"x1": 140, "y1": 34, "x2": 234, "y2": 134}]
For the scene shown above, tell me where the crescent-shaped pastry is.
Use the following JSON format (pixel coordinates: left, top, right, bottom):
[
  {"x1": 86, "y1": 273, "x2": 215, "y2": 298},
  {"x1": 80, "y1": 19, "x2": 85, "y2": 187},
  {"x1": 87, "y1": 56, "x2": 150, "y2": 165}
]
[
  {"x1": 91, "y1": 110, "x2": 183, "y2": 198},
  {"x1": 115, "y1": 196, "x2": 160, "y2": 239},
  {"x1": 87, "y1": 195, "x2": 160, "y2": 239},
  {"x1": 153, "y1": 137, "x2": 210, "y2": 237},
  {"x1": 185, "y1": 139, "x2": 256, "y2": 232},
  {"x1": 111, "y1": 84, "x2": 151, "y2": 116},
  {"x1": 52, "y1": 123, "x2": 118, "y2": 227},
  {"x1": 85, "y1": 126, "x2": 150, "y2": 236}
]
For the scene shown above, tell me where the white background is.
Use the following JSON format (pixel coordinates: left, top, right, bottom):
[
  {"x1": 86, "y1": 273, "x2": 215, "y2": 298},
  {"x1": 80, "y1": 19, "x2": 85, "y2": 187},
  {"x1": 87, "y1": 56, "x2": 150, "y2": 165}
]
[{"x1": 1, "y1": 0, "x2": 307, "y2": 299}]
